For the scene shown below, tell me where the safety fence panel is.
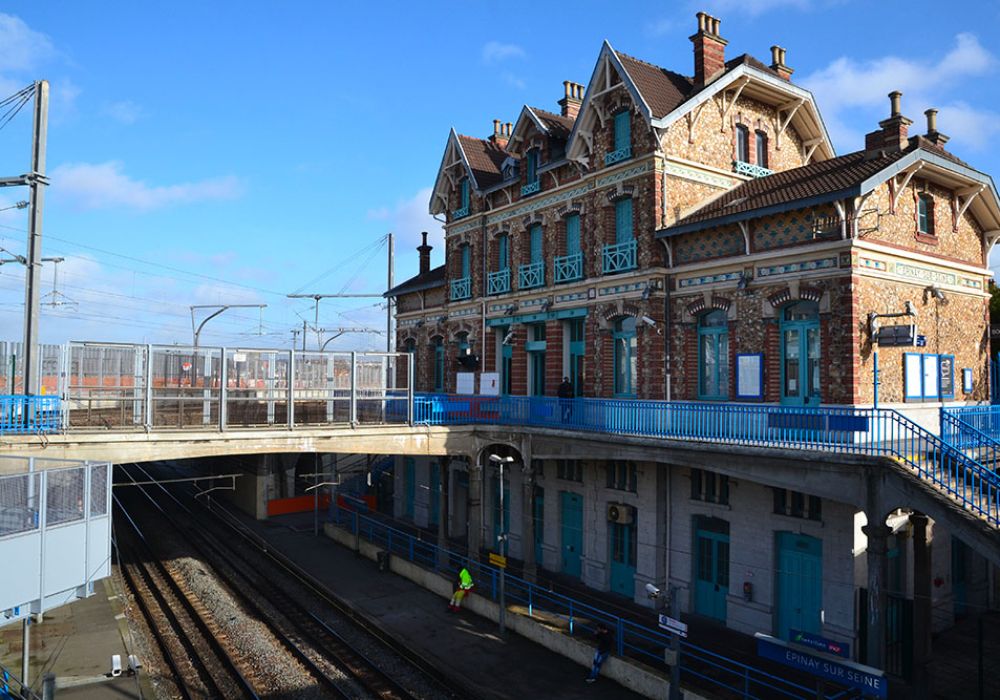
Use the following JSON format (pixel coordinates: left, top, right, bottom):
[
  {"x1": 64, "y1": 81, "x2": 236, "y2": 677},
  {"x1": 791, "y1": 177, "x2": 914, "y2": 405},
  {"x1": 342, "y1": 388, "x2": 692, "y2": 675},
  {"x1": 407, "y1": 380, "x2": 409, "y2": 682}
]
[
  {"x1": 149, "y1": 346, "x2": 222, "y2": 429},
  {"x1": 223, "y1": 348, "x2": 291, "y2": 428},
  {"x1": 0, "y1": 342, "x2": 61, "y2": 396},
  {"x1": 291, "y1": 351, "x2": 350, "y2": 426},
  {"x1": 64, "y1": 343, "x2": 148, "y2": 429},
  {"x1": 0, "y1": 471, "x2": 40, "y2": 537}
]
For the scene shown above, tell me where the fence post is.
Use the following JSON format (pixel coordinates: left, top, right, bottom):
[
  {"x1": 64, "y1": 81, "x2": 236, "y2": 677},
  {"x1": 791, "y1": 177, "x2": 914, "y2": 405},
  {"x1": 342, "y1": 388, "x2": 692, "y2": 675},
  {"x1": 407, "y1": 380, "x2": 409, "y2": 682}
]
[
  {"x1": 219, "y1": 347, "x2": 227, "y2": 431},
  {"x1": 287, "y1": 349, "x2": 295, "y2": 429},
  {"x1": 144, "y1": 344, "x2": 153, "y2": 430},
  {"x1": 407, "y1": 353, "x2": 415, "y2": 426},
  {"x1": 350, "y1": 351, "x2": 358, "y2": 426},
  {"x1": 617, "y1": 617, "x2": 624, "y2": 656}
]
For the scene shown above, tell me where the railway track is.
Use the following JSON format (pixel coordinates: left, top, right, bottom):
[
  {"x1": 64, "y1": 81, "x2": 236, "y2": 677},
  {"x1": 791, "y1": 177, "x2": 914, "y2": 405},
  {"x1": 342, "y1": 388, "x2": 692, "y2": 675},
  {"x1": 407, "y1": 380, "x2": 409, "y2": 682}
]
[{"x1": 118, "y1": 463, "x2": 465, "y2": 700}]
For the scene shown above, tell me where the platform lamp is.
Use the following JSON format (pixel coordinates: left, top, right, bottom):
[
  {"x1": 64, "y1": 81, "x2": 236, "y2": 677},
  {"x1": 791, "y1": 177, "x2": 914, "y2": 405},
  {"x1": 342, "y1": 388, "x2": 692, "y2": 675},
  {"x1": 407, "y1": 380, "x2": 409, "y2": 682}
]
[{"x1": 489, "y1": 453, "x2": 515, "y2": 634}]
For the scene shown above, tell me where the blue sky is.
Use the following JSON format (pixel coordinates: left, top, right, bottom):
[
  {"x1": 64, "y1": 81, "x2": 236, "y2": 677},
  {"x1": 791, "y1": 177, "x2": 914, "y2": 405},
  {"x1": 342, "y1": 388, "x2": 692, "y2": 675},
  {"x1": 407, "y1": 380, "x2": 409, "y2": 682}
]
[{"x1": 0, "y1": 1, "x2": 997, "y2": 348}]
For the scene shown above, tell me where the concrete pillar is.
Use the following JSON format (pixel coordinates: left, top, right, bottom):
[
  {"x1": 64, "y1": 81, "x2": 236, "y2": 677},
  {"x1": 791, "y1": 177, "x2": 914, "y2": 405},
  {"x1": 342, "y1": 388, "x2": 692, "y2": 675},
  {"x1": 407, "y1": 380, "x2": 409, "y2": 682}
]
[
  {"x1": 437, "y1": 457, "x2": 449, "y2": 568},
  {"x1": 911, "y1": 513, "x2": 932, "y2": 698},
  {"x1": 467, "y1": 455, "x2": 483, "y2": 557},
  {"x1": 521, "y1": 448, "x2": 537, "y2": 580},
  {"x1": 863, "y1": 522, "x2": 892, "y2": 670}
]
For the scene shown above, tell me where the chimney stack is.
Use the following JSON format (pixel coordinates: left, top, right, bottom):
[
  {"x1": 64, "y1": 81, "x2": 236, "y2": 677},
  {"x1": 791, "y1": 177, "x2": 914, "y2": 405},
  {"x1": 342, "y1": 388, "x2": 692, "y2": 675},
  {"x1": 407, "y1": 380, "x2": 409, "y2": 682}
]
[
  {"x1": 924, "y1": 108, "x2": 950, "y2": 147},
  {"x1": 558, "y1": 81, "x2": 584, "y2": 119},
  {"x1": 417, "y1": 231, "x2": 433, "y2": 275},
  {"x1": 690, "y1": 12, "x2": 727, "y2": 88},
  {"x1": 865, "y1": 91, "x2": 912, "y2": 154},
  {"x1": 490, "y1": 119, "x2": 511, "y2": 148},
  {"x1": 769, "y1": 45, "x2": 793, "y2": 81}
]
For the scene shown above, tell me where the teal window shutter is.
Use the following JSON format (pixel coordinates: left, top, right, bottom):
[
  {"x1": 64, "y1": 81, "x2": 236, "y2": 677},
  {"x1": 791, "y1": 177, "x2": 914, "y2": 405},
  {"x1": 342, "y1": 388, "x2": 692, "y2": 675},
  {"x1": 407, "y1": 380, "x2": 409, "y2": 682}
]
[
  {"x1": 614, "y1": 111, "x2": 630, "y2": 151},
  {"x1": 499, "y1": 235, "x2": 509, "y2": 269},
  {"x1": 530, "y1": 224, "x2": 542, "y2": 263},
  {"x1": 461, "y1": 178, "x2": 470, "y2": 209},
  {"x1": 526, "y1": 150, "x2": 538, "y2": 184},
  {"x1": 461, "y1": 244, "x2": 470, "y2": 278},
  {"x1": 565, "y1": 214, "x2": 580, "y2": 255},
  {"x1": 615, "y1": 199, "x2": 633, "y2": 244}
]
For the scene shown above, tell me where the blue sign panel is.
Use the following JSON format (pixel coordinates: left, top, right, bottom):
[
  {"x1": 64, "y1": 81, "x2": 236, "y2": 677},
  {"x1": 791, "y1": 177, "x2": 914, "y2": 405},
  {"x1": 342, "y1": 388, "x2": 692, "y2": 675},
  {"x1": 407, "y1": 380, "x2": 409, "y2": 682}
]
[
  {"x1": 756, "y1": 634, "x2": 886, "y2": 699},
  {"x1": 790, "y1": 629, "x2": 849, "y2": 658}
]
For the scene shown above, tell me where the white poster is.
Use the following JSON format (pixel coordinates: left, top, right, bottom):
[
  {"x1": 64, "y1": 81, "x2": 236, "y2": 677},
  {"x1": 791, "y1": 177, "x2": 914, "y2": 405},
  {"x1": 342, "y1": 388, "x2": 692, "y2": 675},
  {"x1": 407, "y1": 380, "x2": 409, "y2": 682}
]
[
  {"x1": 456, "y1": 372, "x2": 476, "y2": 395},
  {"x1": 479, "y1": 372, "x2": 500, "y2": 396},
  {"x1": 922, "y1": 354, "x2": 939, "y2": 398},
  {"x1": 736, "y1": 354, "x2": 763, "y2": 399},
  {"x1": 904, "y1": 354, "x2": 922, "y2": 399}
]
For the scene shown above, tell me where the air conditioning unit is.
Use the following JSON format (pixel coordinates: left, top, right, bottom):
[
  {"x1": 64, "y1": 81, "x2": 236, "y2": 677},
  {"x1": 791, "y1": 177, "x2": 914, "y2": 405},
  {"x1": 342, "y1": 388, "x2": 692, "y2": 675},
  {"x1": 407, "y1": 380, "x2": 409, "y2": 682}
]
[{"x1": 607, "y1": 502, "x2": 633, "y2": 525}]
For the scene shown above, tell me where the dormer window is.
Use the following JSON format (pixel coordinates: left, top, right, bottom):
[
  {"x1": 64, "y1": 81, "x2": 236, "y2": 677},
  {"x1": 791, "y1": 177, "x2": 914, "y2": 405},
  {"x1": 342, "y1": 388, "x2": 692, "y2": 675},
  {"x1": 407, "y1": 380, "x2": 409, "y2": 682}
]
[
  {"x1": 550, "y1": 138, "x2": 566, "y2": 162},
  {"x1": 917, "y1": 193, "x2": 934, "y2": 236},
  {"x1": 605, "y1": 110, "x2": 632, "y2": 166},
  {"x1": 501, "y1": 156, "x2": 519, "y2": 182},
  {"x1": 522, "y1": 149, "x2": 541, "y2": 196},
  {"x1": 452, "y1": 177, "x2": 470, "y2": 219}
]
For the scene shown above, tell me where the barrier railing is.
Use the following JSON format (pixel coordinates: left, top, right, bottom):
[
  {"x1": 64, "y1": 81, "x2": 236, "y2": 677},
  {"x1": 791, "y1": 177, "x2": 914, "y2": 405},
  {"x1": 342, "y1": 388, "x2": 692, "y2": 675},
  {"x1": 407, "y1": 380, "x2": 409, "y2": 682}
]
[
  {"x1": 0, "y1": 395, "x2": 61, "y2": 434},
  {"x1": 332, "y1": 506, "x2": 849, "y2": 700},
  {"x1": 415, "y1": 394, "x2": 1000, "y2": 526}
]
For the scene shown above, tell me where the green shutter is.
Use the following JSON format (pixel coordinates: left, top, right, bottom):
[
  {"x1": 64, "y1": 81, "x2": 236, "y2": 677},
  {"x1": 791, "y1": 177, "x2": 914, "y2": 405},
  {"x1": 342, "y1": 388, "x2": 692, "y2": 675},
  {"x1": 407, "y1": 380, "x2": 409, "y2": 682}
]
[
  {"x1": 461, "y1": 178, "x2": 469, "y2": 209},
  {"x1": 530, "y1": 224, "x2": 542, "y2": 263},
  {"x1": 566, "y1": 214, "x2": 580, "y2": 255},
  {"x1": 614, "y1": 111, "x2": 630, "y2": 151},
  {"x1": 615, "y1": 199, "x2": 633, "y2": 244},
  {"x1": 461, "y1": 245, "x2": 470, "y2": 278}
]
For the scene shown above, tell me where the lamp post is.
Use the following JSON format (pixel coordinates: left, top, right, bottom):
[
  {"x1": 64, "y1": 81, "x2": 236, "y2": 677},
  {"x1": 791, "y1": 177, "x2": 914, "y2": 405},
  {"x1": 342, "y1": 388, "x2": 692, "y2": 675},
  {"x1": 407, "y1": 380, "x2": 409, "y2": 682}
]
[{"x1": 489, "y1": 453, "x2": 514, "y2": 635}]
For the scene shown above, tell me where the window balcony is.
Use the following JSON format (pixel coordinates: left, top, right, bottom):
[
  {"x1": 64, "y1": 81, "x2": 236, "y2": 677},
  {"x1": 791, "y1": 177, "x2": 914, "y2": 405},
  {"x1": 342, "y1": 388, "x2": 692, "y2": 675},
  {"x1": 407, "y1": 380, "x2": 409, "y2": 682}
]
[
  {"x1": 521, "y1": 180, "x2": 541, "y2": 197},
  {"x1": 487, "y1": 268, "x2": 511, "y2": 295},
  {"x1": 452, "y1": 205, "x2": 470, "y2": 219},
  {"x1": 602, "y1": 240, "x2": 637, "y2": 275},
  {"x1": 733, "y1": 160, "x2": 773, "y2": 178},
  {"x1": 604, "y1": 145, "x2": 632, "y2": 167},
  {"x1": 554, "y1": 252, "x2": 583, "y2": 284},
  {"x1": 518, "y1": 261, "x2": 545, "y2": 290},
  {"x1": 450, "y1": 276, "x2": 471, "y2": 301}
]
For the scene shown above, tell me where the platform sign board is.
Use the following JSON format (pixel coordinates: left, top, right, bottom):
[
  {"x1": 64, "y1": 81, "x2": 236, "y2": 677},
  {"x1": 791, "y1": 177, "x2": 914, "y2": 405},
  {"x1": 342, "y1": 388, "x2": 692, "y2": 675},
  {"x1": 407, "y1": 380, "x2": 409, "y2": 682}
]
[
  {"x1": 789, "y1": 629, "x2": 849, "y2": 658},
  {"x1": 479, "y1": 372, "x2": 500, "y2": 396},
  {"x1": 0, "y1": 458, "x2": 113, "y2": 628},
  {"x1": 735, "y1": 353, "x2": 764, "y2": 400},
  {"x1": 756, "y1": 634, "x2": 885, "y2": 698},
  {"x1": 657, "y1": 614, "x2": 688, "y2": 638},
  {"x1": 488, "y1": 552, "x2": 507, "y2": 569},
  {"x1": 455, "y1": 372, "x2": 475, "y2": 395},
  {"x1": 876, "y1": 324, "x2": 915, "y2": 347}
]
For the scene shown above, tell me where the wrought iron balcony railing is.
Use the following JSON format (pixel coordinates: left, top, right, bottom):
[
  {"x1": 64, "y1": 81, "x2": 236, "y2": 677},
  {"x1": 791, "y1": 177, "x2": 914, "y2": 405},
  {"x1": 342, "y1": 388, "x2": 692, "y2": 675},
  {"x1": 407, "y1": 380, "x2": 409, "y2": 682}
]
[
  {"x1": 450, "y1": 276, "x2": 471, "y2": 301},
  {"x1": 518, "y1": 261, "x2": 544, "y2": 290},
  {"x1": 487, "y1": 268, "x2": 511, "y2": 295},
  {"x1": 451, "y1": 205, "x2": 470, "y2": 219},
  {"x1": 733, "y1": 160, "x2": 773, "y2": 178},
  {"x1": 554, "y1": 252, "x2": 583, "y2": 284},
  {"x1": 604, "y1": 145, "x2": 632, "y2": 166},
  {"x1": 521, "y1": 181, "x2": 541, "y2": 197},
  {"x1": 602, "y1": 240, "x2": 637, "y2": 275}
]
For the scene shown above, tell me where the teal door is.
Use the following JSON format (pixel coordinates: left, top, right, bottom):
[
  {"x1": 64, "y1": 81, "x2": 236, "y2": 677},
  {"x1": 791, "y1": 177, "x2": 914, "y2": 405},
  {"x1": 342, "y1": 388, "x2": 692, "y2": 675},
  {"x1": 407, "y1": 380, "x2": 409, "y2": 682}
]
[
  {"x1": 775, "y1": 532, "x2": 822, "y2": 640},
  {"x1": 492, "y1": 476, "x2": 510, "y2": 555},
  {"x1": 530, "y1": 351, "x2": 546, "y2": 396},
  {"x1": 560, "y1": 491, "x2": 583, "y2": 578},
  {"x1": 404, "y1": 457, "x2": 415, "y2": 520},
  {"x1": 780, "y1": 301, "x2": 820, "y2": 406},
  {"x1": 533, "y1": 486, "x2": 545, "y2": 567},
  {"x1": 429, "y1": 461, "x2": 440, "y2": 527},
  {"x1": 694, "y1": 517, "x2": 729, "y2": 622},
  {"x1": 569, "y1": 319, "x2": 585, "y2": 396},
  {"x1": 609, "y1": 517, "x2": 637, "y2": 597}
]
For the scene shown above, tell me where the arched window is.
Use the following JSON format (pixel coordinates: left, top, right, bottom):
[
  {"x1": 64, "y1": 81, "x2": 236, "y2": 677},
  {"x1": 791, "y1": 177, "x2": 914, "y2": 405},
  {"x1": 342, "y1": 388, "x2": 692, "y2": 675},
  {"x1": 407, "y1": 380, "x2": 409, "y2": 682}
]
[
  {"x1": 403, "y1": 338, "x2": 415, "y2": 354},
  {"x1": 755, "y1": 130, "x2": 768, "y2": 168},
  {"x1": 736, "y1": 125, "x2": 750, "y2": 163},
  {"x1": 613, "y1": 317, "x2": 637, "y2": 397},
  {"x1": 698, "y1": 309, "x2": 729, "y2": 400},
  {"x1": 917, "y1": 193, "x2": 934, "y2": 235},
  {"x1": 781, "y1": 301, "x2": 820, "y2": 406}
]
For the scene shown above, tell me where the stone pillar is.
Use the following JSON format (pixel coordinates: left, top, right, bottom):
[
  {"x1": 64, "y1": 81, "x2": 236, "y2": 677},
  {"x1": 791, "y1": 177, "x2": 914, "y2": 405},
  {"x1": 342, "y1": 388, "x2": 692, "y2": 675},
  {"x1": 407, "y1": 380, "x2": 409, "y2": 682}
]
[
  {"x1": 467, "y1": 455, "x2": 483, "y2": 558},
  {"x1": 863, "y1": 522, "x2": 892, "y2": 670},
  {"x1": 521, "y1": 450, "x2": 537, "y2": 580},
  {"x1": 437, "y1": 457, "x2": 450, "y2": 568},
  {"x1": 911, "y1": 513, "x2": 932, "y2": 698}
]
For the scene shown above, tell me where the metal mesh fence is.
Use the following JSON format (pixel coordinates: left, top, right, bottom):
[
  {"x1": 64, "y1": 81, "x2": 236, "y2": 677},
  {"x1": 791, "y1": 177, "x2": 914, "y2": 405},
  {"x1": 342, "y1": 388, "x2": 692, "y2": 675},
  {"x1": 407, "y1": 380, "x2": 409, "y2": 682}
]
[
  {"x1": 89, "y1": 463, "x2": 108, "y2": 516},
  {"x1": 46, "y1": 467, "x2": 85, "y2": 526},
  {"x1": 0, "y1": 472, "x2": 40, "y2": 537},
  {"x1": 66, "y1": 344, "x2": 147, "y2": 428},
  {"x1": 0, "y1": 342, "x2": 62, "y2": 395}
]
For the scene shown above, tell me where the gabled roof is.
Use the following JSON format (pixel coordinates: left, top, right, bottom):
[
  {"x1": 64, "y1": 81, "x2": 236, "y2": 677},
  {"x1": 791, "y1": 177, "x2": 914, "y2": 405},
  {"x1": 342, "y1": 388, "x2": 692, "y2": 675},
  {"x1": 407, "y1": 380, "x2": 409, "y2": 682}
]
[
  {"x1": 458, "y1": 135, "x2": 506, "y2": 188},
  {"x1": 658, "y1": 141, "x2": 1000, "y2": 238},
  {"x1": 532, "y1": 108, "x2": 575, "y2": 140},
  {"x1": 429, "y1": 129, "x2": 506, "y2": 215},
  {"x1": 615, "y1": 52, "x2": 693, "y2": 119},
  {"x1": 507, "y1": 105, "x2": 576, "y2": 157},
  {"x1": 384, "y1": 264, "x2": 446, "y2": 298}
]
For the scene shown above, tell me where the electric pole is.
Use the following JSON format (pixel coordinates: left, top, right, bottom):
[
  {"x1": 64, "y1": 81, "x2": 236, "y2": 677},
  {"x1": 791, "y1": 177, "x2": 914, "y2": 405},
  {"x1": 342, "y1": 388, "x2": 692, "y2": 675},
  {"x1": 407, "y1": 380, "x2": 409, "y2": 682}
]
[
  {"x1": 386, "y1": 232, "x2": 394, "y2": 353},
  {"x1": 190, "y1": 304, "x2": 267, "y2": 347}
]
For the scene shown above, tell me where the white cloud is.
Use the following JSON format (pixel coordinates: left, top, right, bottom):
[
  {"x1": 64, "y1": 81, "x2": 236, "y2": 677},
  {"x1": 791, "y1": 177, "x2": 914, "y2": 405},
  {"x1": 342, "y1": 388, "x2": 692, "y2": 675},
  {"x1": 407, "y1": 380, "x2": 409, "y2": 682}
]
[
  {"x1": 50, "y1": 161, "x2": 244, "y2": 211},
  {"x1": 502, "y1": 72, "x2": 526, "y2": 90},
  {"x1": 369, "y1": 187, "x2": 442, "y2": 251},
  {"x1": 482, "y1": 41, "x2": 526, "y2": 65},
  {"x1": 645, "y1": 18, "x2": 676, "y2": 37},
  {"x1": 704, "y1": 0, "x2": 810, "y2": 15},
  {"x1": 0, "y1": 13, "x2": 54, "y2": 73},
  {"x1": 801, "y1": 33, "x2": 997, "y2": 151},
  {"x1": 102, "y1": 100, "x2": 142, "y2": 125}
]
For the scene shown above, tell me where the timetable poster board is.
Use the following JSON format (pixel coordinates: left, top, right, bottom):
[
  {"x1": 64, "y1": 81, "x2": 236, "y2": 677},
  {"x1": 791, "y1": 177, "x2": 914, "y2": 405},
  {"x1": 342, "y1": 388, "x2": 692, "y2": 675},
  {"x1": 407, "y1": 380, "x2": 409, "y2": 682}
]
[
  {"x1": 735, "y1": 353, "x2": 764, "y2": 400},
  {"x1": 456, "y1": 372, "x2": 476, "y2": 395},
  {"x1": 479, "y1": 372, "x2": 500, "y2": 396},
  {"x1": 939, "y1": 355, "x2": 954, "y2": 398}
]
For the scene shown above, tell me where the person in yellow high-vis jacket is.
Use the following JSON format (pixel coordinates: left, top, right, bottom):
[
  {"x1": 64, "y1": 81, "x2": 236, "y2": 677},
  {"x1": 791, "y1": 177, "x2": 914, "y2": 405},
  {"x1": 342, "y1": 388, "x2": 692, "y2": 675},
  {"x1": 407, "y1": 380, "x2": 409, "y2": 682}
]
[{"x1": 448, "y1": 567, "x2": 474, "y2": 612}]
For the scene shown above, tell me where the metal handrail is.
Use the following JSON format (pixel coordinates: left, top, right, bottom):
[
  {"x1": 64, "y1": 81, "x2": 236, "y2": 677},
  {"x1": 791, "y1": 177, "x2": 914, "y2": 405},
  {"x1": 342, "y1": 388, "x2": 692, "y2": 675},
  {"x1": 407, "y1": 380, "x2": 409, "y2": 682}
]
[
  {"x1": 554, "y1": 252, "x2": 583, "y2": 283},
  {"x1": 487, "y1": 269, "x2": 511, "y2": 295},
  {"x1": 602, "y1": 240, "x2": 637, "y2": 274},
  {"x1": 518, "y1": 261, "x2": 544, "y2": 290},
  {"x1": 0, "y1": 395, "x2": 61, "y2": 434}
]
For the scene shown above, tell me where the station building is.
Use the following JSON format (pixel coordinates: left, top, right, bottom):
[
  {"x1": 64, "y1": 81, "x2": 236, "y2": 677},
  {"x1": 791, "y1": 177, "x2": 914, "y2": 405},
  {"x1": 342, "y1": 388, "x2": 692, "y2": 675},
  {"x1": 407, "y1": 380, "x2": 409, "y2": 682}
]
[{"x1": 384, "y1": 12, "x2": 1000, "y2": 675}]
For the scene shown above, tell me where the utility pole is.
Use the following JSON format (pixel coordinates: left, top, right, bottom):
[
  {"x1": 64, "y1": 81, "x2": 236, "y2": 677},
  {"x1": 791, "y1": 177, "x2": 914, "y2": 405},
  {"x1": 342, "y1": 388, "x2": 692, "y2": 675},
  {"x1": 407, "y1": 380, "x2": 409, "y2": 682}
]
[
  {"x1": 386, "y1": 232, "x2": 394, "y2": 353},
  {"x1": 190, "y1": 304, "x2": 267, "y2": 347},
  {"x1": 22, "y1": 81, "x2": 48, "y2": 395},
  {"x1": 287, "y1": 292, "x2": 383, "y2": 351}
]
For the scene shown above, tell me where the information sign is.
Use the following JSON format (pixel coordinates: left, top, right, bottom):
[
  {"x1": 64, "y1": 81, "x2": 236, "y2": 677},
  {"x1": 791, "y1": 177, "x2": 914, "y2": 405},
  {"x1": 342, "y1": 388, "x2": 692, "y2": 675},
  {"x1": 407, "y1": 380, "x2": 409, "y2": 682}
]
[
  {"x1": 488, "y1": 552, "x2": 507, "y2": 569},
  {"x1": 876, "y1": 324, "x2": 915, "y2": 347},
  {"x1": 789, "y1": 629, "x2": 849, "y2": 658},
  {"x1": 455, "y1": 372, "x2": 475, "y2": 395},
  {"x1": 657, "y1": 614, "x2": 688, "y2": 638},
  {"x1": 735, "y1": 353, "x2": 764, "y2": 400},
  {"x1": 756, "y1": 634, "x2": 885, "y2": 698},
  {"x1": 479, "y1": 372, "x2": 500, "y2": 396}
]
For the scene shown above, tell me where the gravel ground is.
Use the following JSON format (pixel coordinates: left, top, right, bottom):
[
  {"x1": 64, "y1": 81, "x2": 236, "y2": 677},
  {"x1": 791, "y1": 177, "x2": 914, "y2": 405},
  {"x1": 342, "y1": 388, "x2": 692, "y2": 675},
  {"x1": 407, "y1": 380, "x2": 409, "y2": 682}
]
[{"x1": 115, "y1": 562, "x2": 181, "y2": 700}]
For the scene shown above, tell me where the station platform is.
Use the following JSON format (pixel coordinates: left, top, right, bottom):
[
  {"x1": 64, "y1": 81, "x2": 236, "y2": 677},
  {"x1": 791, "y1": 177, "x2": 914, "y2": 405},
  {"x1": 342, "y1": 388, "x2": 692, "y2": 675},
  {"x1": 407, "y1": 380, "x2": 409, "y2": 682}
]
[{"x1": 0, "y1": 577, "x2": 145, "y2": 699}]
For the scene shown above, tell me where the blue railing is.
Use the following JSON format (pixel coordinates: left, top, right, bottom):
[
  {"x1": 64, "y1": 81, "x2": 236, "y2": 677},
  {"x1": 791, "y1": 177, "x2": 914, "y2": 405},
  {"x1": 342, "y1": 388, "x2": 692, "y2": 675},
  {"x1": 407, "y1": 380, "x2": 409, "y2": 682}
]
[
  {"x1": 414, "y1": 394, "x2": 1000, "y2": 526},
  {"x1": 451, "y1": 205, "x2": 470, "y2": 219},
  {"x1": 604, "y1": 145, "x2": 632, "y2": 166},
  {"x1": 518, "y1": 261, "x2": 544, "y2": 290},
  {"x1": 554, "y1": 252, "x2": 583, "y2": 283},
  {"x1": 733, "y1": 160, "x2": 773, "y2": 178},
  {"x1": 521, "y1": 181, "x2": 541, "y2": 197},
  {"x1": 487, "y1": 268, "x2": 511, "y2": 295},
  {"x1": 0, "y1": 395, "x2": 61, "y2": 435},
  {"x1": 602, "y1": 240, "x2": 637, "y2": 274},
  {"x1": 331, "y1": 506, "x2": 848, "y2": 700},
  {"x1": 450, "y1": 276, "x2": 471, "y2": 301}
]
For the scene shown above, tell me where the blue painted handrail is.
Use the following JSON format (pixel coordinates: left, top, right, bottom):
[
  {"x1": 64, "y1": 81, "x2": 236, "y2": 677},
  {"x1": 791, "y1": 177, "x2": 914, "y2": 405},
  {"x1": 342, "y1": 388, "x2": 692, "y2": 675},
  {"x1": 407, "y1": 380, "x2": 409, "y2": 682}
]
[
  {"x1": 331, "y1": 505, "x2": 846, "y2": 700},
  {"x1": 733, "y1": 160, "x2": 773, "y2": 178},
  {"x1": 518, "y1": 261, "x2": 544, "y2": 290},
  {"x1": 604, "y1": 145, "x2": 632, "y2": 166},
  {"x1": 415, "y1": 394, "x2": 1000, "y2": 526},
  {"x1": 449, "y1": 277, "x2": 471, "y2": 301},
  {"x1": 0, "y1": 395, "x2": 61, "y2": 435}
]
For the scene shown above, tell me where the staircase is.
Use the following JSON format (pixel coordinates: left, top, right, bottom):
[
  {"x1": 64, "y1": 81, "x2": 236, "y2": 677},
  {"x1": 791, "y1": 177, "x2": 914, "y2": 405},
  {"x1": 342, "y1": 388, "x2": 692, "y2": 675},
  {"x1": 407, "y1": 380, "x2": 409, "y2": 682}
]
[{"x1": 0, "y1": 664, "x2": 40, "y2": 700}]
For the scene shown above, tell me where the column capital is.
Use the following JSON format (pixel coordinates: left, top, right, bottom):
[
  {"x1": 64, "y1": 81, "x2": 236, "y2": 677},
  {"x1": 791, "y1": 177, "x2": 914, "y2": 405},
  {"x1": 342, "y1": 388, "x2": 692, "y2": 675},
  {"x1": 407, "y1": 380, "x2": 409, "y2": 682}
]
[{"x1": 862, "y1": 522, "x2": 892, "y2": 539}]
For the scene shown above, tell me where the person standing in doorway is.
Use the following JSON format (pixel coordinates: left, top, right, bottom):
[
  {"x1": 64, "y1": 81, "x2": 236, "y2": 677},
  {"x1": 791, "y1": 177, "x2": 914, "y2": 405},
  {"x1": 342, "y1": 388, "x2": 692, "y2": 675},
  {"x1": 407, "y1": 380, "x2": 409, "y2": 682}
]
[
  {"x1": 448, "y1": 566, "x2": 475, "y2": 612},
  {"x1": 557, "y1": 376, "x2": 574, "y2": 423},
  {"x1": 586, "y1": 622, "x2": 613, "y2": 683}
]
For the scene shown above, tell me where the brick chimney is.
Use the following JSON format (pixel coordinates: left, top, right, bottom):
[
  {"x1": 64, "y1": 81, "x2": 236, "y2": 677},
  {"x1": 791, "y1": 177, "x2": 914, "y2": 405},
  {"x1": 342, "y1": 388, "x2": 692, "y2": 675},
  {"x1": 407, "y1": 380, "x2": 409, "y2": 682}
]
[
  {"x1": 490, "y1": 119, "x2": 511, "y2": 148},
  {"x1": 558, "y1": 81, "x2": 584, "y2": 119},
  {"x1": 417, "y1": 231, "x2": 433, "y2": 275},
  {"x1": 690, "y1": 12, "x2": 727, "y2": 88},
  {"x1": 923, "y1": 108, "x2": 950, "y2": 147},
  {"x1": 865, "y1": 91, "x2": 912, "y2": 154},
  {"x1": 769, "y1": 46, "x2": 793, "y2": 81}
]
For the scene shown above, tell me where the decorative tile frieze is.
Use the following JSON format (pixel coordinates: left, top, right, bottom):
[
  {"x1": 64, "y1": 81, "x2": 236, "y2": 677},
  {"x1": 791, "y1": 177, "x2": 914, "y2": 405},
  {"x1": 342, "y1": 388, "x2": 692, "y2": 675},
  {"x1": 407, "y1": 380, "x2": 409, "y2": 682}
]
[
  {"x1": 555, "y1": 291, "x2": 588, "y2": 303},
  {"x1": 598, "y1": 281, "x2": 647, "y2": 297},
  {"x1": 662, "y1": 161, "x2": 736, "y2": 189},
  {"x1": 678, "y1": 271, "x2": 742, "y2": 288},
  {"x1": 860, "y1": 257, "x2": 887, "y2": 271},
  {"x1": 960, "y1": 277, "x2": 983, "y2": 290},
  {"x1": 756, "y1": 257, "x2": 837, "y2": 278},
  {"x1": 594, "y1": 162, "x2": 651, "y2": 189},
  {"x1": 448, "y1": 307, "x2": 479, "y2": 319},
  {"x1": 893, "y1": 262, "x2": 956, "y2": 287}
]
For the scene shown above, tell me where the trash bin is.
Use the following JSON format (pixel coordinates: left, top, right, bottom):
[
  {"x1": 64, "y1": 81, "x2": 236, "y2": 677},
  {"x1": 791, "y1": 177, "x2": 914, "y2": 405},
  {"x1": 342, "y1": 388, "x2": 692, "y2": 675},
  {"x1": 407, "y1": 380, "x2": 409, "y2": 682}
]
[{"x1": 377, "y1": 550, "x2": 390, "y2": 572}]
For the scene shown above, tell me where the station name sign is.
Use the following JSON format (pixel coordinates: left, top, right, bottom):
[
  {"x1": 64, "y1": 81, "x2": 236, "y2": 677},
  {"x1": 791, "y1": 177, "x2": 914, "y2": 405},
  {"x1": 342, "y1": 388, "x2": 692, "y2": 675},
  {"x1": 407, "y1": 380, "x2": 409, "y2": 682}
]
[
  {"x1": 756, "y1": 634, "x2": 886, "y2": 699},
  {"x1": 876, "y1": 324, "x2": 915, "y2": 347}
]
